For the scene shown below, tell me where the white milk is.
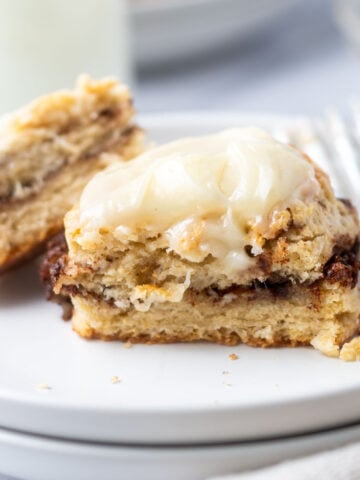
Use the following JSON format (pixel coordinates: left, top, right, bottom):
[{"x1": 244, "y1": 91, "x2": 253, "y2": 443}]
[{"x1": 0, "y1": 0, "x2": 131, "y2": 113}]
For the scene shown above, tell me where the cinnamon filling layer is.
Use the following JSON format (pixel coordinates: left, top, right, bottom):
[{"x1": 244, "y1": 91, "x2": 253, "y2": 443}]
[
  {"x1": 41, "y1": 233, "x2": 360, "y2": 320},
  {"x1": 0, "y1": 124, "x2": 136, "y2": 207}
]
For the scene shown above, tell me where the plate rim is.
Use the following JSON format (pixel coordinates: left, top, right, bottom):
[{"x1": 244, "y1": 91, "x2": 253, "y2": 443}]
[{"x1": 1, "y1": 421, "x2": 360, "y2": 480}]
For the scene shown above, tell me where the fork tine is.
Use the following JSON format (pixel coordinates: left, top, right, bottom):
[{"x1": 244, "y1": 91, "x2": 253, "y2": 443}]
[
  {"x1": 349, "y1": 98, "x2": 360, "y2": 143},
  {"x1": 293, "y1": 120, "x2": 334, "y2": 172},
  {"x1": 323, "y1": 108, "x2": 360, "y2": 206},
  {"x1": 290, "y1": 118, "x2": 347, "y2": 198},
  {"x1": 272, "y1": 114, "x2": 359, "y2": 207}
]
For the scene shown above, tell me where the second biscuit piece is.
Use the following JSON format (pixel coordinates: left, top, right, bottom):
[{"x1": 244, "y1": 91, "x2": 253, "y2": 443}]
[{"x1": 0, "y1": 76, "x2": 143, "y2": 273}]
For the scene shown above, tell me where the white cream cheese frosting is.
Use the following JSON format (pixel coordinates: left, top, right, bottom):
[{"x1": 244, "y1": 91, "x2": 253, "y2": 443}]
[{"x1": 76, "y1": 127, "x2": 320, "y2": 271}]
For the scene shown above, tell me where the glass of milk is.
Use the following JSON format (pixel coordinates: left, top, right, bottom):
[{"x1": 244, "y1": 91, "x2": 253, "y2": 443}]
[{"x1": 0, "y1": 0, "x2": 132, "y2": 114}]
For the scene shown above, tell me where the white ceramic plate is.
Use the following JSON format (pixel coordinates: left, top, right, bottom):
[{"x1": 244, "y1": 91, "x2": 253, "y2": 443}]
[
  {"x1": 130, "y1": 0, "x2": 299, "y2": 67},
  {"x1": 1, "y1": 422, "x2": 360, "y2": 480},
  {"x1": 0, "y1": 112, "x2": 360, "y2": 446}
]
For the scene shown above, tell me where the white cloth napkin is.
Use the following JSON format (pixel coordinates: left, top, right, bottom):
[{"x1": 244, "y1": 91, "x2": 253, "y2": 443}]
[{"x1": 209, "y1": 442, "x2": 360, "y2": 480}]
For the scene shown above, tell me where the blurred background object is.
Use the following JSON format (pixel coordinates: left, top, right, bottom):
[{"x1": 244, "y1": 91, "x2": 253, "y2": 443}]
[
  {"x1": 0, "y1": 0, "x2": 131, "y2": 114},
  {"x1": 0, "y1": 0, "x2": 359, "y2": 119},
  {"x1": 130, "y1": 0, "x2": 299, "y2": 68},
  {"x1": 131, "y1": 0, "x2": 360, "y2": 116},
  {"x1": 334, "y1": 0, "x2": 360, "y2": 54}
]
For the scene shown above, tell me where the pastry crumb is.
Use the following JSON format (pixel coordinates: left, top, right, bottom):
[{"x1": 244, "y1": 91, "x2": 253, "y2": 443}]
[
  {"x1": 124, "y1": 342, "x2": 133, "y2": 349},
  {"x1": 229, "y1": 353, "x2": 238, "y2": 361},
  {"x1": 111, "y1": 375, "x2": 121, "y2": 384},
  {"x1": 340, "y1": 337, "x2": 360, "y2": 361},
  {"x1": 222, "y1": 381, "x2": 232, "y2": 387},
  {"x1": 37, "y1": 383, "x2": 52, "y2": 390},
  {"x1": 222, "y1": 370, "x2": 229, "y2": 375}
]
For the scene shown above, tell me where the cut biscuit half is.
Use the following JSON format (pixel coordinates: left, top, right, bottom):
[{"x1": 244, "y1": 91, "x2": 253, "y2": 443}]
[{"x1": 42, "y1": 127, "x2": 360, "y2": 359}]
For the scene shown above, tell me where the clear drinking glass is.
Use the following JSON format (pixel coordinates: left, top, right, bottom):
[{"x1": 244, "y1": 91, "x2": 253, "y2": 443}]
[{"x1": 0, "y1": 0, "x2": 132, "y2": 114}]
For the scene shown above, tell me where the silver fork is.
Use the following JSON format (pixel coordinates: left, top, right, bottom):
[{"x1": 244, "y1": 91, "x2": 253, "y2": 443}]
[{"x1": 274, "y1": 107, "x2": 360, "y2": 209}]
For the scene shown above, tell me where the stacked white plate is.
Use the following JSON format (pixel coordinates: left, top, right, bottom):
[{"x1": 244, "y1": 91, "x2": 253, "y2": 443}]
[{"x1": 1, "y1": 113, "x2": 360, "y2": 480}]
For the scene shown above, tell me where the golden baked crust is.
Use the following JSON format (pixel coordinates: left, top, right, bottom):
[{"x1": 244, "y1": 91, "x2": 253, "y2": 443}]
[
  {"x1": 0, "y1": 76, "x2": 144, "y2": 273},
  {"x1": 68, "y1": 281, "x2": 360, "y2": 359}
]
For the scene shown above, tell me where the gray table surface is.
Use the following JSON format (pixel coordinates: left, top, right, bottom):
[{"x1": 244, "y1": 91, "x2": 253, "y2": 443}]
[{"x1": 2, "y1": 0, "x2": 360, "y2": 479}]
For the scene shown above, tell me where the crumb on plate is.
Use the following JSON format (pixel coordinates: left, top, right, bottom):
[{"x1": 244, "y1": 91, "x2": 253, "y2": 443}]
[
  {"x1": 37, "y1": 383, "x2": 52, "y2": 390},
  {"x1": 222, "y1": 381, "x2": 232, "y2": 387}
]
